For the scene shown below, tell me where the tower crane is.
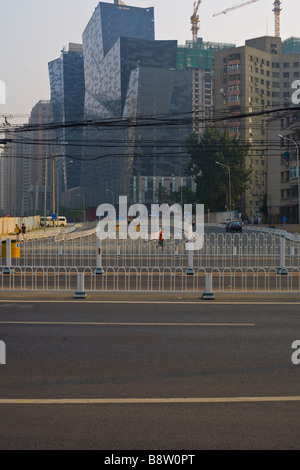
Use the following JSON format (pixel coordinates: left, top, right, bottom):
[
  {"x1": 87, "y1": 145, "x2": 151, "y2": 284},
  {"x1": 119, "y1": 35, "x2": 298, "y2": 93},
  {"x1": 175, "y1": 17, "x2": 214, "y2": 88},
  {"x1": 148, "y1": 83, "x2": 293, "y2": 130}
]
[
  {"x1": 212, "y1": 0, "x2": 260, "y2": 18},
  {"x1": 213, "y1": 0, "x2": 282, "y2": 37},
  {"x1": 191, "y1": 0, "x2": 203, "y2": 42}
]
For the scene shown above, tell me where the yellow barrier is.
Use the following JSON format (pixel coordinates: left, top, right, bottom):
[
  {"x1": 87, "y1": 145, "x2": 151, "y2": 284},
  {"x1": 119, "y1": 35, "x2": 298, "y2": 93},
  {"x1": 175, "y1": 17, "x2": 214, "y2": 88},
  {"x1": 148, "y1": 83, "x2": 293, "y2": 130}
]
[{"x1": 2, "y1": 240, "x2": 21, "y2": 258}]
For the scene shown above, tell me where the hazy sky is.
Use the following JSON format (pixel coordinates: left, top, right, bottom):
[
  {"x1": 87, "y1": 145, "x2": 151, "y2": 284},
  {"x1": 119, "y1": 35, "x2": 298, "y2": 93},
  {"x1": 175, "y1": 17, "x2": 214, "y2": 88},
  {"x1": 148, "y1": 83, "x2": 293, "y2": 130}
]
[{"x1": 0, "y1": 0, "x2": 299, "y2": 122}]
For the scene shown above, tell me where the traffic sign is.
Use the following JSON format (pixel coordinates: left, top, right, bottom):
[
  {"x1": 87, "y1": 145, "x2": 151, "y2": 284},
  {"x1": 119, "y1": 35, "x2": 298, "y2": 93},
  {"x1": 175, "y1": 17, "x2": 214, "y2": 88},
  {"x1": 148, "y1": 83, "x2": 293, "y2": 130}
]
[{"x1": 52, "y1": 214, "x2": 57, "y2": 220}]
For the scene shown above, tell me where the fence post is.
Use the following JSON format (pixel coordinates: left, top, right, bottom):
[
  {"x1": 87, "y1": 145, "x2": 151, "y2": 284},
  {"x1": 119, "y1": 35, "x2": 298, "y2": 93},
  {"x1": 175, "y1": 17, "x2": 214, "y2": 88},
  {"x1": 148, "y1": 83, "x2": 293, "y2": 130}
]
[
  {"x1": 95, "y1": 238, "x2": 103, "y2": 274},
  {"x1": 277, "y1": 237, "x2": 288, "y2": 275},
  {"x1": 3, "y1": 238, "x2": 13, "y2": 274},
  {"x1": 201, "y1": 273, "x2": 215, "y2": 300},
  {"x1": 116, "y1": 244, "x2": 121, "y2": 258},
  {"x1": 186, "y1": 242, "x2": 195, "y2": 275},
  {"x1": 74, "y1": 272, "x2": 87, "y2": 298}
]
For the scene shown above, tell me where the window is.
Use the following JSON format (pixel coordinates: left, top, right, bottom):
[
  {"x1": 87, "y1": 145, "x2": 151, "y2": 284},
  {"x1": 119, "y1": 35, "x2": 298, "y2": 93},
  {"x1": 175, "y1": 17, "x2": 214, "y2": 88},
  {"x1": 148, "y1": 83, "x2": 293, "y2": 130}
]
[
  {"x1": 228, "y1": 63, "x2": 240, "y2": 71},
  {"x1": 228, "y1": 95, "x2": 240, "y2": 102}
]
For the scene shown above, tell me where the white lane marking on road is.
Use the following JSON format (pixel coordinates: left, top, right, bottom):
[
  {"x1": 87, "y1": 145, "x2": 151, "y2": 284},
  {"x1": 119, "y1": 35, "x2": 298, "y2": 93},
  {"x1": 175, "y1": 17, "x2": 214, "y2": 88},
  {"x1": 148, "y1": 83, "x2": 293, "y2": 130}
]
[
  {"x1": 0, "y1": 321, "x2": 255, "y2": 326},
  {"x1": 0, "y1": 397, "x2": 299, "y2": 404},
  {"x1": 0, "y1": 300, "x2": 299, "y2": 305}
]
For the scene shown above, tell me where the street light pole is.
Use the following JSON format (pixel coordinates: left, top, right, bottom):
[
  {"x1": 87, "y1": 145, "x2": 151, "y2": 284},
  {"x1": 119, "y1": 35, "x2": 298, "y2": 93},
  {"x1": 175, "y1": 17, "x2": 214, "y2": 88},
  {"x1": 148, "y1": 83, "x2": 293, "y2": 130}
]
[
  {"x1": 216, "y1": 161, "x2": 232, "y2": 221},
  {"x1": 106, "y1": 188, "x2": 115, "y2": 206},
  {"x1": 278, "y1": 134, "x2": 300, "y2": 225},
  {"x1": 44, "y1": 157, "x2": 48, "y2": 233},
  {"x1": 77, "y1": 194, "x2": 86, "y2": 223}
]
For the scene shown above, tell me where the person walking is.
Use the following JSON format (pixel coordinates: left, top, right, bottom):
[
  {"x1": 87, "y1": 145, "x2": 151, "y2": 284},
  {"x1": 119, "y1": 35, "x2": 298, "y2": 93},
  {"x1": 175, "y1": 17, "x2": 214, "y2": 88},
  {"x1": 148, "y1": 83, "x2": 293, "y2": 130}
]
[
  {"x1": 14, "y1": 224, "x2": 21, "y2": 240},
  {"x1": 21, "y1": 223, "x2": 27, "y2": 237},
  {"x1": 158, "y1": 229, "x2": 164, "y2": 251}
]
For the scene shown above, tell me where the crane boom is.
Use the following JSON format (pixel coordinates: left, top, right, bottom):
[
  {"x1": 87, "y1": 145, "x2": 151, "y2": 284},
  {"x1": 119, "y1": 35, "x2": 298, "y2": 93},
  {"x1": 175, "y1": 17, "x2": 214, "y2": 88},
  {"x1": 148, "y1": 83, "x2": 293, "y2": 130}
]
[
  {"x1": 213, "y1": 0, "x2": 282, "y2": 37},
  {"x1": 212, "y1": 0, "x2": 260, "y2": 17},
  {"x1": 191, "y1": 0, "x2": 203, "y2": 42}
]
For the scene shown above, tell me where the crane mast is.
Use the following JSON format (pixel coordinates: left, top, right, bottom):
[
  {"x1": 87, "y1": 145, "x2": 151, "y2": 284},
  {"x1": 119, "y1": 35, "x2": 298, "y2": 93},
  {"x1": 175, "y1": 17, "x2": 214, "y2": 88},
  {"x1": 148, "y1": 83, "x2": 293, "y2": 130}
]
[
  {"x1": 191, "y1": 0, "x2": 202, "y2": 42},
  {"x1": 213, "y1": 0, "x2": 282, "y2": 37},
  {"x1": 273, "y1": 0, "x2": 281, "y2": 37}
]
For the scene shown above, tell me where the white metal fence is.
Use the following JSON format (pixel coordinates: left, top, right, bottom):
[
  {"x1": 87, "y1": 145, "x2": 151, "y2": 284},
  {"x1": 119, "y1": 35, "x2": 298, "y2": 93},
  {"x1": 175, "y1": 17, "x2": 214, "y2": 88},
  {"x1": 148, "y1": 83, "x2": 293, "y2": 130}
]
[
  {"x1": 1, "y1": 226, "x2": 300, "y2": 292},
  {"x1": 2, "y1": 230, "x2": 300, "y2": 269},
  {"x1": 1, "y1": 266, "x2": 300, "y2": 293}
]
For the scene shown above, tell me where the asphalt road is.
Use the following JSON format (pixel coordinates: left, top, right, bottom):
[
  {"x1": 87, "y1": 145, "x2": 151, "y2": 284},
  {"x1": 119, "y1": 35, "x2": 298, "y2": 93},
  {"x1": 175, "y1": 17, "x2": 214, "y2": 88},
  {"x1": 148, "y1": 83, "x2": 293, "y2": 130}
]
[{"x1": 0, "y1": 295, "x2": 299, "y2": 450}]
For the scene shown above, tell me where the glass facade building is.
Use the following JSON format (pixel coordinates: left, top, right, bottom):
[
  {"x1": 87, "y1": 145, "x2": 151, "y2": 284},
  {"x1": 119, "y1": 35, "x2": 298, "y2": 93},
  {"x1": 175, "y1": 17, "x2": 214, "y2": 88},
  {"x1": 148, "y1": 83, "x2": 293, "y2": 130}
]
[
  {"x1": 48, "y1": 43, "x2": 85, "y2": 198},
  {"x1": 81, "y1": 1, "x2": 194, "y2": 207}
]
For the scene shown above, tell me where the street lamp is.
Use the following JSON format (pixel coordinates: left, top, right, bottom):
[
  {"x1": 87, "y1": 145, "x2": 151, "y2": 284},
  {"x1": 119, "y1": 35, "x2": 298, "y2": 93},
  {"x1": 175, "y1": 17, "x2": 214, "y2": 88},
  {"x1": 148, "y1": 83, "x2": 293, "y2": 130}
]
[
  {"x1": 77, "y1": 194, "x2": 86, "y2": 222},
  {"x1": 278, "y1": 134, "x2": 300, "y2": 225},
  {"x1": 216, "y1": 161, "x2": 232, "y2": 221},
  {"x1": 106, "y1": 188, "x2": 114, "y2": 205},
  {"x1": 171, "y1": 174, "x2": 183, "y2": 207}
]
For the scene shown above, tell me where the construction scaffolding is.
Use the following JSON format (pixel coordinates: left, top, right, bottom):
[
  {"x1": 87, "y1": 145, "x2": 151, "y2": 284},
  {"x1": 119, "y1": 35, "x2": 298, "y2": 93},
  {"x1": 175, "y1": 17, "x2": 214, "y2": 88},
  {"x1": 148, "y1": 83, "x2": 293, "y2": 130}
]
[{"x1": 177, "y1": 38, "x2": 235, "y2": 70}]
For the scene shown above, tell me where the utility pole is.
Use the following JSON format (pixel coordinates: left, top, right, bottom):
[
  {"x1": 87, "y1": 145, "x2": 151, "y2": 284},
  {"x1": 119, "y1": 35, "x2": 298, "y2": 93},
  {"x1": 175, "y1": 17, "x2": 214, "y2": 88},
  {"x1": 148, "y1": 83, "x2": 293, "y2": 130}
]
[
  {"x1": 52, "y1": 155, "x2": 56, "y2": 227},
  {"x1": 216, "y1": 161, "x2": 232, "y2": 221},
  {"x1": 44, "y1": 157, "x2": 48, "y2": 233}
]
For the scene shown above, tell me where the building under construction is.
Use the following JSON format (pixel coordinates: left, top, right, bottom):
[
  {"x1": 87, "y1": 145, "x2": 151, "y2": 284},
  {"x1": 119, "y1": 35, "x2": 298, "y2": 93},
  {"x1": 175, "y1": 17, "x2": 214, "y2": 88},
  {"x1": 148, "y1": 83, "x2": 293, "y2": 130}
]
[
  {"x1": 177, "y1": 38, "x2": 235, "y2": 135},
  {"x1": 177, "y1": 38, "x2": 235, "y2": 71}
]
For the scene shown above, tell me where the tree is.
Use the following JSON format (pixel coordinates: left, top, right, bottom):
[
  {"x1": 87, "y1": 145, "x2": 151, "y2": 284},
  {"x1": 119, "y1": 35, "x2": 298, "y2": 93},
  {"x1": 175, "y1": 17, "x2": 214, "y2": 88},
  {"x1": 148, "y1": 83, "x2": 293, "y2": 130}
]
[
  {"x1": 186, "y1": 128, "x2": 251, "y2": 212},
  {"x1": 259, "y1": 193, "x2": 268, "y2": 222},
  {"x1": 172, "y1": 186, "x2": 195, "y2": 205},
  {"x1": 156, "y1": 186, "x2": 171, "y2": 204}
]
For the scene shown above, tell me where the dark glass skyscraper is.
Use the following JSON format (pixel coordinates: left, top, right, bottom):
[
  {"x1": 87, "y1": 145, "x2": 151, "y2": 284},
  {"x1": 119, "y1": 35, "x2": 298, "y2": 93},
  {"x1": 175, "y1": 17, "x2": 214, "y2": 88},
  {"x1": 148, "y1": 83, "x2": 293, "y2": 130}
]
[
  {"x1": 80, "y1": 1, "x2": 194, "y2": 207},
  {"x1": 48, "y1": 43, "x2": 85, "y2": 200}
]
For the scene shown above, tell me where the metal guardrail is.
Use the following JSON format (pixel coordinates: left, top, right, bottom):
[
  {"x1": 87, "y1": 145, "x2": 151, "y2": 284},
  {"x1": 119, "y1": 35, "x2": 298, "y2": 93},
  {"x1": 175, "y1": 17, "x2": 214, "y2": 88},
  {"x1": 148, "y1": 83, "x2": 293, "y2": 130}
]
[
  {"x1": 1, "y1": 225, "x2": 300, "y2": 292},
  {"x1": 2, "y1": 230, "x2": 300, "y2": 270},
  {"x1": 0, "y1": 266, "x2": 300, "y2": 293}
]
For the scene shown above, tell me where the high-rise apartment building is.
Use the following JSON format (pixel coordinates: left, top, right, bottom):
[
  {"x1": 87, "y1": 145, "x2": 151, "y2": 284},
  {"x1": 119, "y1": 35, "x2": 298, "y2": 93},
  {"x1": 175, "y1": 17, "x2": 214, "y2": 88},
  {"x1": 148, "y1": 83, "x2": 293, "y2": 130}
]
[
  {"x1": 267, "y1": 110, "x2": 300, "y2": 224},
  {"x1": 1, "y1": 100, "x2": 54, "y2": 216},
  {"x1": 213, "y1": 35, "x2": 300, "y2": 219},
  {"x1": 1, "y1": 126, "x2": 32, "y2": 216},
  {"x1": 26, "y1": 100, "x2": 54, "y2": 214}
]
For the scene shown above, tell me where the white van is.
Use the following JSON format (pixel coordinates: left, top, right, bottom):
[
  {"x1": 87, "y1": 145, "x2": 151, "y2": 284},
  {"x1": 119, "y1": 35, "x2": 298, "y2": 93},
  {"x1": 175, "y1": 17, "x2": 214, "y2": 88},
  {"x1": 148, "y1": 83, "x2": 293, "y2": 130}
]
[
  {"x1": 40, "y1": 216, "x2": 67, "y2": 227},
  {"x1": 56, "y1": 216, "x2": 67, "y2": 227},
  {"x1": 40, "y1": 216, "x2": 52, "y2": 227}
]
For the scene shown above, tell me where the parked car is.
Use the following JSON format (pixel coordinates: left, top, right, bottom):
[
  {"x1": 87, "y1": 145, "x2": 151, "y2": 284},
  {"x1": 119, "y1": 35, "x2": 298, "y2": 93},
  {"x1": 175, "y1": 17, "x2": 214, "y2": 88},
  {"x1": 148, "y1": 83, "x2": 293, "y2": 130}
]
[{"x1": 225, "y1": 220, "x2": 242, "y2": 233}]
